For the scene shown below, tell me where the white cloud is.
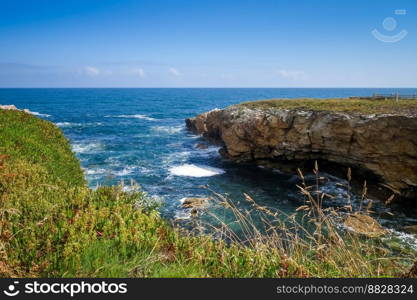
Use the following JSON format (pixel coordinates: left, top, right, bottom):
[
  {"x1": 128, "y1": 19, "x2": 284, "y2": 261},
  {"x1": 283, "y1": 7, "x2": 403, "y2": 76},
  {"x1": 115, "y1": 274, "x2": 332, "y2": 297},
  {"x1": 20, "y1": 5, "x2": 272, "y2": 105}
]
[
  {"x1": 84, "y1": 66, "x2": 100, "y2": 76},
  {"x1": 277, "y1": 69, "x2": 307, "y2": 80},
  {"x1": 131, "y1": 68, "x2": 145, "y2": 78},
  {"x1": 168, "y1": 67, "x2": 181, "y2": 76}
]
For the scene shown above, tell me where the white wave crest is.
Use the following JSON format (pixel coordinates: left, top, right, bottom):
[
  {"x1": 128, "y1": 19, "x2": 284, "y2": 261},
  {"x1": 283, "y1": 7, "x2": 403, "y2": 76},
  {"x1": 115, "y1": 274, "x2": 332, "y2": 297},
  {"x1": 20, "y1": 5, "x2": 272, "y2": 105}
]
[
  {"x1": 113, "y1": 166, "x2": 136, "y2": 177},
  {"x1": 386, "y1": 229, "x2": 417, "y2": 251},
  {"x1": 174, "y1": 210, "x2": 191, "y2": 220},
  {"x1": 26, "y1": 110, "x2": 51, "y2": 117},
  {"x1": 56, "y1": 122, "x2": 73, "y2": 127},
  {"x1": 169, "y1": 164, "x2": 225, "y2": 177},
  {"x1": 106, "y1": 114, "x2": 157, "y2": 121},
  {"x1": 56, "y1": 122, "x2": 103, "y2": 128},
  {"x1": 72, "y1": 142, "x2": 104, "y2": 154},
  {"x1": 84, "y1": 168, "x2": 107, "y2": 175},
  {"x1": 163, "y1": 151, "x2": 191, "y2": 165},
  {"x1": 151, "y1": 125, "x2": 183, "y2": 134}
]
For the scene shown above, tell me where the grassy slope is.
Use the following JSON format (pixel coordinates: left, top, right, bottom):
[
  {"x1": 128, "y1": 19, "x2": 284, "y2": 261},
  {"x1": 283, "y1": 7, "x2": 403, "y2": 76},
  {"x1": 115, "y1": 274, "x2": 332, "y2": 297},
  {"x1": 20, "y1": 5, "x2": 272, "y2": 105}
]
[
  {"x1": 0, "y1": 110, "x2": 85, "y2": 186},
  {"x1": 0, "y1": 110, "x2": 283, "y2": 277},
  {"x1": 0, "y1": 110, "x2": 413, "y2": 277},
  {"x1": 239, "y1": 98, "x2": 417, "y2": 114}
]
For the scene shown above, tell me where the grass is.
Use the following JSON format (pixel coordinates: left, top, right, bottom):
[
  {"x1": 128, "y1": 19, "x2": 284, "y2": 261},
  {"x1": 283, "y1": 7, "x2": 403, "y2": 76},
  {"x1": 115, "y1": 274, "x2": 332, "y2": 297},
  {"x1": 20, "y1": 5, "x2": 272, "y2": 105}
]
[
  {"x1": 238, "y1": 98, "x2": 417, "y2": 114},
  {"x1": 1, "y1": 109, "x2": 415, "y2": 277},
  {"x1": 0, "y1": 110, "x2": 84, "y2": 186}
]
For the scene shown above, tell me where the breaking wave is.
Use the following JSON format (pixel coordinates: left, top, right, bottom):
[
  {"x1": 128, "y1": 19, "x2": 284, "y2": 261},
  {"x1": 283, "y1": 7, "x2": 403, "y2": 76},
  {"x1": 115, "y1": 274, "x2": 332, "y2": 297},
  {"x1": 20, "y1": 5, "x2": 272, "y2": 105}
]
[
  {"x1": 106, "y1": 114, "x2": 157, "y2": 121},
  {"x1": 169, "y1": 164, "x2": 225, "y2": 177}
]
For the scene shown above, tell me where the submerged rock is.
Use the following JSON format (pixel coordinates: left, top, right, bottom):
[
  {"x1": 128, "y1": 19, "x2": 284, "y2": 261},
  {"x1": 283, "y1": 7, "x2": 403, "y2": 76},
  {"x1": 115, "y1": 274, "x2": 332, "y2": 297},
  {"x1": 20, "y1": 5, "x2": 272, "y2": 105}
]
[
  {"x1": 181, "y1": 197, "x2": 210, "y2": 209},
  {"x1": 186, "y1": 103, "x2": 417, "y2": 201},
  {"x1": 402, "y1": 225, "x2": 417, "y2": 235},
  {"x1": 195, "y1": 143, "x2": 209, "y2": 150},
  {"x1": 344, "y1": 213, "x2": 387, "y2": 238}
]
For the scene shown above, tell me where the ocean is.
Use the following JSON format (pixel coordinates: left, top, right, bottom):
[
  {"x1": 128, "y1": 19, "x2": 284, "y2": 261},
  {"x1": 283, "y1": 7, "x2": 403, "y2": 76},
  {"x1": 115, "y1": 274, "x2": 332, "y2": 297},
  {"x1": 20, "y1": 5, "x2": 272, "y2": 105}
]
[{"x1": 1, "y1": 88, "x2": 417, "y2": 248}]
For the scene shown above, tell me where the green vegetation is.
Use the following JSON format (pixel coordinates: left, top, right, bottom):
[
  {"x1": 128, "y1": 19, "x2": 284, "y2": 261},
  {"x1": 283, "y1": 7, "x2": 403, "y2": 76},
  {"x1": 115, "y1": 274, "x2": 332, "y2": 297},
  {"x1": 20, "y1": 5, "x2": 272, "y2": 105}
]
[
  {"x1": 0, "y1": 110, "x2": 85, "y2": 186},
  {"x1": 1, "y1": 110, "x2": 415, "y2": 277},
  {"x1": 239, "y1": 98, "x2": 417, "y2": 114}
]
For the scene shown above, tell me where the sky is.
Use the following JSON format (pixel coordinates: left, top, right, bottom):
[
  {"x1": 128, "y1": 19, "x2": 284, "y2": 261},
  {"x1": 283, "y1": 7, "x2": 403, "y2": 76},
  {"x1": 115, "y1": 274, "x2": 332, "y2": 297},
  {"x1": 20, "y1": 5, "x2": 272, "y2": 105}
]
[{"x1": 0, "y1": 0, "x2": 416, "y2": 87}]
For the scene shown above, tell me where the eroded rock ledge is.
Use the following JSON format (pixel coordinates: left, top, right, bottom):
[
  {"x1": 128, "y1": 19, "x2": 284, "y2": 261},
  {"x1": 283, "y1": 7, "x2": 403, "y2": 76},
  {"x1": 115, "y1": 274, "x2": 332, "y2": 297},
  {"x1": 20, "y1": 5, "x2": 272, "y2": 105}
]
[{"x1": 186, "y1": 105, "x2": 417, "y2": 200}]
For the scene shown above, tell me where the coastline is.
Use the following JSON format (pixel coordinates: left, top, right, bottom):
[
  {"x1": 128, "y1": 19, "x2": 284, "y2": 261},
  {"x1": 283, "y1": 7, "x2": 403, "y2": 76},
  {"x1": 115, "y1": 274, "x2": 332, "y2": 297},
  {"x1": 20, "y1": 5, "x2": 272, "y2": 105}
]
[{"x1": 1, "y1": 98, "x2": 417, "y2": 278}]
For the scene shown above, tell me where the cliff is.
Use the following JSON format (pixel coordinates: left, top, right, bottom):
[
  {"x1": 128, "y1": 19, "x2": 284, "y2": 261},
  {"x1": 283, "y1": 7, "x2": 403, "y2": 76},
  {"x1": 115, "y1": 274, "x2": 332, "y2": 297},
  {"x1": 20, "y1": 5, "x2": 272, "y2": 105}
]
[{"x1": 186, "y1": 99, "x2": 417, "y2": 200}]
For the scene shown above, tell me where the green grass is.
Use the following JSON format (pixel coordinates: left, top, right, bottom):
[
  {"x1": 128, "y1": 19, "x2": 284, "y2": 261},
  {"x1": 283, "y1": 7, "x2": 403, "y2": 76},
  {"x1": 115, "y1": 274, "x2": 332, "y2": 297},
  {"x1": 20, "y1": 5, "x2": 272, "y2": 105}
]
[
  {"x1": 0, "y1": 110, "x2": 415, "y2": 277},
  {"x1": 238, "y1": 98, "x2": 417, "y2": 114},
  {"x1": 0, "y1": 110, "x2": 284, "y2": 277},
  {"x1": 0, "y1": 110, "x2": 85, "y2": 186}
]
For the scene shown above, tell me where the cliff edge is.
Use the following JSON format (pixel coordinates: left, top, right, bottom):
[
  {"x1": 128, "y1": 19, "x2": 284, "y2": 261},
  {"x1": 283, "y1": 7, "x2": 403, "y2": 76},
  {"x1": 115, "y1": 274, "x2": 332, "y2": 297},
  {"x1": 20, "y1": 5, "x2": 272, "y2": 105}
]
[{"x1": 186, "y1": 99, "x2": 417, "y2": 200}]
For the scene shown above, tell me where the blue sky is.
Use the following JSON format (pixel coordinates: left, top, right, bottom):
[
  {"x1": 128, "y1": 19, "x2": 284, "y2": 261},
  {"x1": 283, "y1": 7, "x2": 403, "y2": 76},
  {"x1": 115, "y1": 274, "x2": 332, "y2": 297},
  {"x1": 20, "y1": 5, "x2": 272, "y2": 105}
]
[{"x1": 0, "y1": 0, "x2": 416, "y2": 87}]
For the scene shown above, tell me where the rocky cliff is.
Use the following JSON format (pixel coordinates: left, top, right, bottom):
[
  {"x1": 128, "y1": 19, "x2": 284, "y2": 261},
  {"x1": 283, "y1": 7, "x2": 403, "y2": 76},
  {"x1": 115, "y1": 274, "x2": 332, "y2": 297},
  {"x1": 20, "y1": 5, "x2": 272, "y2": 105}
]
[{"x1": 186, "y1": 103, "x2": 417, "y2": 200}]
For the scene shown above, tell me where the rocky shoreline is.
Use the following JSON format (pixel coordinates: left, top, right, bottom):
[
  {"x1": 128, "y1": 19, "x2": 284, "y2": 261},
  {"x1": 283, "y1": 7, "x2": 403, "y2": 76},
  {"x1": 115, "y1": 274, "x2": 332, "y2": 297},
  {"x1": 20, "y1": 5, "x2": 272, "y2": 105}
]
[
  {"x1": 0, "y1": 104, "x2": 46, "y2": 116},
  {"x1": 186, "y1": 102, "x2": 417, "y2": 202}
]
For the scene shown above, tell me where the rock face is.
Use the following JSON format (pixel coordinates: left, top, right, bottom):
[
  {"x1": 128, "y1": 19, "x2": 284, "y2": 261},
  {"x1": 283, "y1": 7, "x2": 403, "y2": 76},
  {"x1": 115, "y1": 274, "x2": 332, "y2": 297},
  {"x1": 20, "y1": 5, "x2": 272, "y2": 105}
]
[
  {"x1": 0, "y1": 104, "x2": 18, "y2": 110},
  {"x1": 1, "y1": 105, "x2": 40, "y2": 116},
  {"x1": 186, "y1": 106, "x2": 417, "y2": 200}
]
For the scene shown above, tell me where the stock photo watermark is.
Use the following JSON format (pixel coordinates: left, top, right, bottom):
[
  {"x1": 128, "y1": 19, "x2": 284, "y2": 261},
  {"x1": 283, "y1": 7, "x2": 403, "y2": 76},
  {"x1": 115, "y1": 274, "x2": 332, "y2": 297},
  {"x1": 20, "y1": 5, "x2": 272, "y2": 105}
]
[
  {"x1": 371, "y1": 9, "x2": 408, "y2": 43},
  {"x1": 2, "y1": 281, "x2": 128, "y2": 298},
  {"x1": 3, "y1": 281, "x2": 20, "y2": 297}
]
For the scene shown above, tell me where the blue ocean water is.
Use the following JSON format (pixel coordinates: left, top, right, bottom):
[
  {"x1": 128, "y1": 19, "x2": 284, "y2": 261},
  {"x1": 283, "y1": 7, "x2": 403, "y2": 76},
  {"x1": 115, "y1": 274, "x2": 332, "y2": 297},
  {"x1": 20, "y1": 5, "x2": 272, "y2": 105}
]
[{"x1": 1, "y1": 88, "x2": 417, "y2": 246}]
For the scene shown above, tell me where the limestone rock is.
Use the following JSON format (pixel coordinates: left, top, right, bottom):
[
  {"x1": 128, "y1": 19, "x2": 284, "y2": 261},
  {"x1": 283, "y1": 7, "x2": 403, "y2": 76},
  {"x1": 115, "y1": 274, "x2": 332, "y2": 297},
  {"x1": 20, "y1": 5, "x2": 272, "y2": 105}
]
[
  {"x1": 181, "y1": 197, "x2": 210, "y2": 209},
  {"x1": 0, "y1": 104, "x2": 18, "y2": 110},
  {"x1": 186, "y1": 105, "x2": 417, "y2": 200}
]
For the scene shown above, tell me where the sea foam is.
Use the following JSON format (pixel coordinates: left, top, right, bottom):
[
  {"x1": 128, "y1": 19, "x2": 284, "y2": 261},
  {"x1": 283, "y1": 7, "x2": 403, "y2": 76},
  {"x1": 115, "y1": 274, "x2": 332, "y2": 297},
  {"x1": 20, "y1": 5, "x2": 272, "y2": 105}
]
[
  {"x1": 26, "y1": 110, "x2": 51, "y2": 117},
  {"x1": 113, "y1": 166, "x2": 136, "y2": 177},
  {"x1": 174, "y1": 210, "x2": 191, "y2": 220},
  {"x1": 83, "y1": 168, "x2": 107, "y2": 175},
  {"x1": 151, "y1": 125, "x2": 183, "y2": 134},
  {"x1": 386, "y1": 229, "x2": 417, "y2": 251},
  {"x1": 72, "y1": 142, "x2": 104, "y2": 154},
  {"x1": 56, "y1": 122, "x2": 103, "y2": 128},
  {"x1": 106, "y1": 114, "x2": 157, "y2": 121},
  {"x1": 169, "y1": 164, "x2": 225, "y2": 177}
]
